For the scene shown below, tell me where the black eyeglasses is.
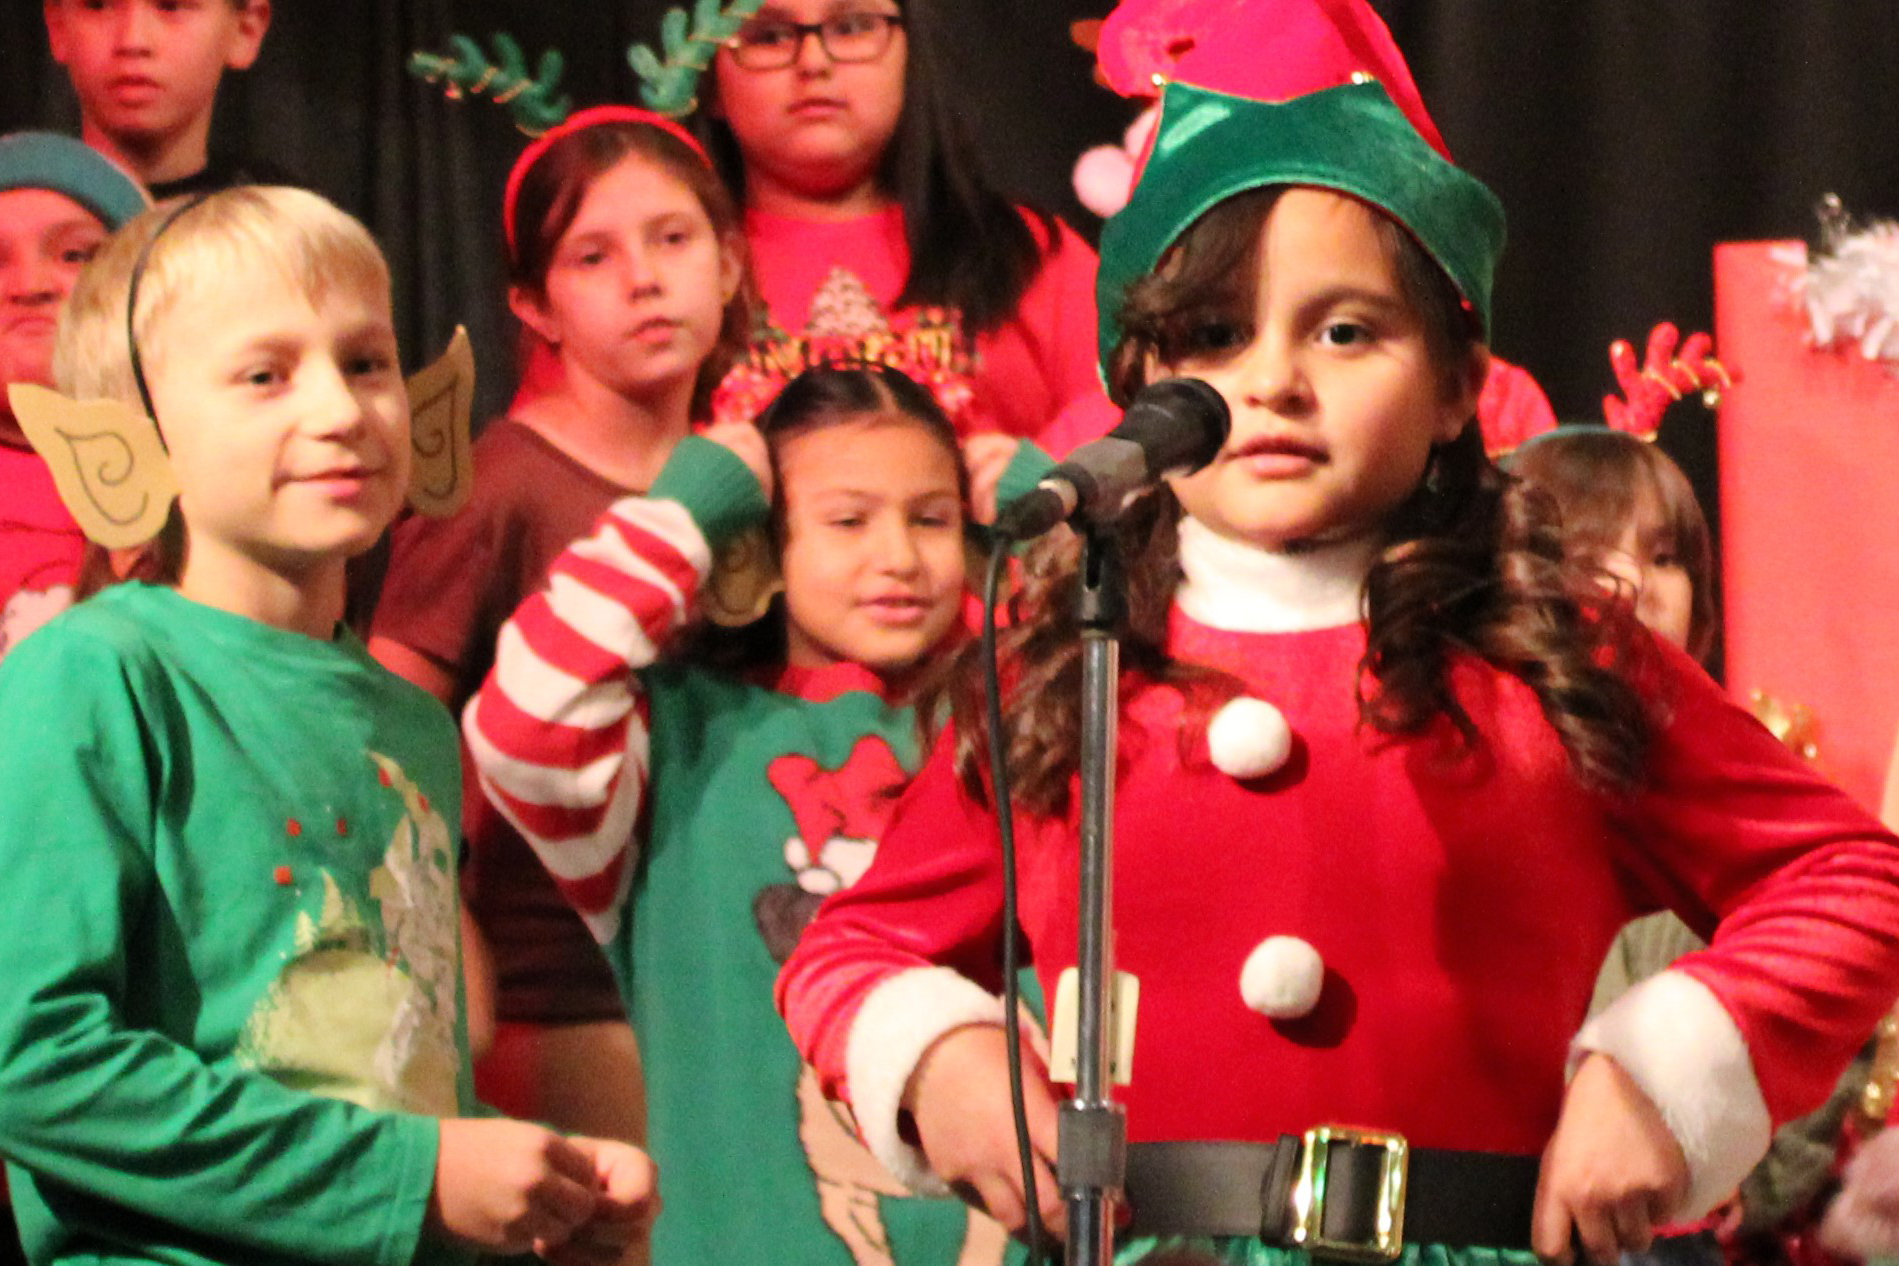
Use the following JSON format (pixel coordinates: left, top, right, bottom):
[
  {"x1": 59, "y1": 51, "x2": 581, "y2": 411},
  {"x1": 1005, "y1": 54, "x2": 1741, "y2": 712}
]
[{"x1": 724, "y1": 11, "x2": 905, "y2": 71}]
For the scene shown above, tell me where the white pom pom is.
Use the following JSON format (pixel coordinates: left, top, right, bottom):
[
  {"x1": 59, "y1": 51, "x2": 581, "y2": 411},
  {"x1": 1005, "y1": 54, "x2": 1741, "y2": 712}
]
[
  {"x1": 1207, "y1": 696, "x2": 1292, "y2": 779},
  {"x1": 1240, "y1": 936, "x2": 1325, "y2": 1019}
]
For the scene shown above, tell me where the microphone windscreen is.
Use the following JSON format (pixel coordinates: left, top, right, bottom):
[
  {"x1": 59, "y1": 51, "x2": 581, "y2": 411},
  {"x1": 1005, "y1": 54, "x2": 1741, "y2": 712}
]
[{"x1": 1113, "y1": 378, "x2": 1232, "y2": 476}]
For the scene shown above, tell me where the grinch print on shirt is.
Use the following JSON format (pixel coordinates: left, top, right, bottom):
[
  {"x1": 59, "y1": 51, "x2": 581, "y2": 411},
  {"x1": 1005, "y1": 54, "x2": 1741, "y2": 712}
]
[
  {"x1": 755, "y1": 735, "x2": 1009, "y2": 1266},
  {"x1": 235, "y1": 751, "x2": 461, "y2": 1116}
]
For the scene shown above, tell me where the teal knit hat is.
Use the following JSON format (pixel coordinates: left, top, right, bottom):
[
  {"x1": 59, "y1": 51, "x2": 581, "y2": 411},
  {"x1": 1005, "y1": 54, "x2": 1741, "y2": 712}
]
[
  {"x1": 1092, "y1": 0, "x2": 1506, "y2": 368},
  {"x1": 0, "y1": 132, "x2": 149, "y2": 230}
]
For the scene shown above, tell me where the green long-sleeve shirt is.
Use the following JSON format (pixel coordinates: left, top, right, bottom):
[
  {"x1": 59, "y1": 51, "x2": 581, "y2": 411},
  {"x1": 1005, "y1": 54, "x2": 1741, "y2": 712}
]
[{"x1": 0, "y1": 584, "x2": 472, "y2": 1266}]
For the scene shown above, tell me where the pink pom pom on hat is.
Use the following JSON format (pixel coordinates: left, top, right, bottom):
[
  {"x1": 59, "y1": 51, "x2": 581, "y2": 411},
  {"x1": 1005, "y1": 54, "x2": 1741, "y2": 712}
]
[{"x1": 1096, "y1": 0, "x2": 1451, "y2": 160}]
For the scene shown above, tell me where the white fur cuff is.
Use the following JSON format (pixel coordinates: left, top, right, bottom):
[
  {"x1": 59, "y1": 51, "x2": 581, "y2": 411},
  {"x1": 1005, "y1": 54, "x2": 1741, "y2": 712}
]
[
  {"x1": 844, "y1": 966, "x2": 1008, "y2": 1196},
  {"x1": 1572, "y1": 969, "x2": 1773, "y2": 1219}
]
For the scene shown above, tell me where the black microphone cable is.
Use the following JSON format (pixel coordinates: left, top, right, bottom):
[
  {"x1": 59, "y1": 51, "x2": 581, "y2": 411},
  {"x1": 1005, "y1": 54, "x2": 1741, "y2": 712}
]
[{"x1": 980, "y1": 529, "x2": 1049, "y2": 1266}]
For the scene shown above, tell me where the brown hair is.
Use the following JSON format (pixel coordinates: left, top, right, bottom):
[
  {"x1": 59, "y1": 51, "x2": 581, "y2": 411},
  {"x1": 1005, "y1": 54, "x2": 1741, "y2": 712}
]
[
  {"x1": 1506, "y1": 429, "x2": 1718, "y2": 663},
  {"x1": 954, "y1": 187, "x2": 1654, "y2": 815},
  {"x1": 506, "y1": 121, "x2": 753, "y2": 420}
]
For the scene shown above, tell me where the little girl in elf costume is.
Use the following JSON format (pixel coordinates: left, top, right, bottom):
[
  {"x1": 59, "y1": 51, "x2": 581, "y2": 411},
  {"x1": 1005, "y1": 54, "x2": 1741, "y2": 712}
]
[{"x1": 776, "y1": 1, "x2": 1899, "y2": 1263}]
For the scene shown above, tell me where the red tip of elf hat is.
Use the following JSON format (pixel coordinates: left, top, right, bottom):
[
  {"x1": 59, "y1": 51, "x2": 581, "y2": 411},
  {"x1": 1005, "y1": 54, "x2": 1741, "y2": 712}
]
[
  {"x1": 1097, "y1": 0, "x2": 1448, "y2": 160},
  {"x1": 502, "y1": 104, "x2": 711, "y2": 260},
  {"x1": 1092, "y1": 0, "x2": 1506, "y2": 365}
]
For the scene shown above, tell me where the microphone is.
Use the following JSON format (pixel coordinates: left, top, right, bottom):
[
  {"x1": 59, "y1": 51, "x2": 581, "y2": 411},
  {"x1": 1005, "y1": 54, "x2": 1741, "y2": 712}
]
[{"x1": 994, "y1": 377, "x2": 1230, "y2": 540}]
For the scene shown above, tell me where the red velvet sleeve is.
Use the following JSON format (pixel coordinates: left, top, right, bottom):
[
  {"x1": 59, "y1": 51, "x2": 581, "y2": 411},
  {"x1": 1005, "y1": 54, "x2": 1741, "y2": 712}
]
[
  {"x1": 775, "y1": 732, "x2": 1013, "y2": 1101},
  {"x1": 1611, "y1": 641, "x2": 1899, "y2": 1124}
]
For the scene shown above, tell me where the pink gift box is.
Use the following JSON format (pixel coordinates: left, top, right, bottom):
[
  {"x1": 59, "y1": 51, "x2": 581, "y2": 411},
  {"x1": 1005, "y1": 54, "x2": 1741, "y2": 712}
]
[{"x1": 1716, "y1": 240, "x2": 1899, "y2": 810}]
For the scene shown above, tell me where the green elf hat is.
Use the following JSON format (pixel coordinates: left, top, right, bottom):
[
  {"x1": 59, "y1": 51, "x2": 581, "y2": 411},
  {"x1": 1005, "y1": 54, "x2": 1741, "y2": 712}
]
[{"x1": 1093, "y1": 0, "x2": 1507, "y2": 368}]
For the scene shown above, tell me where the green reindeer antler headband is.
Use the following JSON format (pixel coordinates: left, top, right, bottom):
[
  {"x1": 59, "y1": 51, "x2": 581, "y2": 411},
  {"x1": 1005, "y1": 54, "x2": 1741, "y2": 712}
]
[
  {"x1": 408, "y1": 0, "x2": 765, "y2": 131},
  {"x1": 409, "y1": 33, "x2": 572, "y2": 137},
  {"x1": 629, "y1": 0, "x2": 766, "y2": 116}
]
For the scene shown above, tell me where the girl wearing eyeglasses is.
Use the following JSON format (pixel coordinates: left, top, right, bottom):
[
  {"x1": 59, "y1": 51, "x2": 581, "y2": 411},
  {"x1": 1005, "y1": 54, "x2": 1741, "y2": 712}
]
[{"x1": 703, "y1": 0, "x2": 1114, "y2": 459}]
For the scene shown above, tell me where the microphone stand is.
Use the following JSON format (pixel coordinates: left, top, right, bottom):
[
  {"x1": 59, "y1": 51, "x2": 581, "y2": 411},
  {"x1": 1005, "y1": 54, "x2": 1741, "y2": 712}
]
[{"x1": 1062, "y1": 525, "x2": 1126, "y2": 1266}]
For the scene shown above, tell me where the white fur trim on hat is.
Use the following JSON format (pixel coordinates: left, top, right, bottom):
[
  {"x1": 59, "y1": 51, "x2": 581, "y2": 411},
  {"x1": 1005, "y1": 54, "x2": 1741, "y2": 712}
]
[
  {"x1": 1208, "y1": 696, "x2": 1293, "y2": 779},
  {"x1": 1571, "y1": 969, "x2": 1772, "y2": 1220},
  {"x1": 844, "y1": 966, "x2": 1008, "y2": 1196},
  {"x1": 1240, "y1": 935, "x2": 1325, "y2": 1019}
]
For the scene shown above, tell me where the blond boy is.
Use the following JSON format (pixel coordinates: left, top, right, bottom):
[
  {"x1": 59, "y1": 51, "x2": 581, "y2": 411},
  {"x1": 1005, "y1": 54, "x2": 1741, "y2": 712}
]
[{"x1": 0, "y1": 187, "x2": 652, "y2": 1266}]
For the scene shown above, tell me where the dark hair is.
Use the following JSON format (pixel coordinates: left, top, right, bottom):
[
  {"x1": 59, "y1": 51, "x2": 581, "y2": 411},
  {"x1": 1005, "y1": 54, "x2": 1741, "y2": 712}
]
[
  {"x1": 701, "y1": 0, "x2": 1056, "y2": 335},
  {"x1": 506, "y1": 120, "x2": 753, "y2": 418},
  {"x1": 1506, "y1": 429, "x2": 1718, "y2": 664},
  {"x1": 755, "y1": 360, "x2": 964, "y2": 475},
  {"x1": 955, "y1": 187, "x2": 1654, "y2": 815},
  {"x1": 686, "y1": 362, "x2": 971, "y2": 672}
]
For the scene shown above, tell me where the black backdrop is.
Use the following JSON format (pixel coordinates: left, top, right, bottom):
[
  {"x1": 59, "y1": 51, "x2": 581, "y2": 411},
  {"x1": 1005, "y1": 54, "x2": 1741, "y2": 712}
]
[{"x1": 6, "y1": 1, "x2": 1898, "y2": 528}]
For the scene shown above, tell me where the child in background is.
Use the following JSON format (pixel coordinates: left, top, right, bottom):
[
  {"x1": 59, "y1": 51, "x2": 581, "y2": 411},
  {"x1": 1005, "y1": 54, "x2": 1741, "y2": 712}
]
[
  {"x1": 369, "y1": 105, "x2": 749, "y2": 1144},
  {"x1": 42, "y1": 0, "x2": 277, "y2": 199},
  {"x1": 777, "y1": 1, "x2": 1899, "y2": 1261},
  {"x1": 0, "y1": 186, "x2": 652, "y2": 1266},
  {"x1": 702, "y1": 0, "x2": 1111, "y2": 449},
  {"x1": 464, "y1": 364, "x2": 1011, "y2": 1266},
  {"x1": 0, "y1": 130, "x2": 146, "y2": 661}
]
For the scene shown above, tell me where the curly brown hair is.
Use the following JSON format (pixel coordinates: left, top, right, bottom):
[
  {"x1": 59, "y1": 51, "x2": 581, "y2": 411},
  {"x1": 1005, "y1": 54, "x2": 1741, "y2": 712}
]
[{"x1": 950, "y1": 188, "x2": 1654, "y2": 815}]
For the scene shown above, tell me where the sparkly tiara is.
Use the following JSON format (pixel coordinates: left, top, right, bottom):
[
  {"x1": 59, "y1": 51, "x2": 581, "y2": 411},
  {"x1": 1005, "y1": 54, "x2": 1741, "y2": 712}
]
[{"x1": 711, "y1": 281, "x2": 982, "y2": 430}]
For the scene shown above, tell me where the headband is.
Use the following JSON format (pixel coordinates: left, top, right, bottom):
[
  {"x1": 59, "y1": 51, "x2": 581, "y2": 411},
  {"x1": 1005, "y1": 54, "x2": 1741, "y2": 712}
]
[
  {"x1": 127, "y1": 191, "x2": 218, "y2": 428},
  {"x1": 502, "y1": 105, "x2": 713, "y2": 259},
  {"x1": 410, "y1": 2, "x2": 765, "y2": 129}
]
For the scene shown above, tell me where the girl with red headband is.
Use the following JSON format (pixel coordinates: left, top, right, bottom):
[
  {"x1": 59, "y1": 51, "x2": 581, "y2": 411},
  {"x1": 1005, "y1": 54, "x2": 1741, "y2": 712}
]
[{"x1": 369, "y1": 105, "x2": 750, "y2": 1148}]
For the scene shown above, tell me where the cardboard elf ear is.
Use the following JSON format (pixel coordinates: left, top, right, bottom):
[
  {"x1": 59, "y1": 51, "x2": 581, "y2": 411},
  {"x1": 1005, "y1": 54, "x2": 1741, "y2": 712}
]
[
  {"x1": 405, "y1": 326, "x2": 476, "y2": 517},
  {"x1": 701, "y1": 524, "x2": 781, "y2": 627},
  {"x1": 7, "y1": 383, "x2": 178, "y2": 549}
]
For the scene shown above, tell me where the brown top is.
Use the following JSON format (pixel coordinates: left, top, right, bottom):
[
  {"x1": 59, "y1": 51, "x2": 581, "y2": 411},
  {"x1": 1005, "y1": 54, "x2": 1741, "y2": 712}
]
[{"x1": 374, "y1": 419, "x2": 634, "y2": 1023}]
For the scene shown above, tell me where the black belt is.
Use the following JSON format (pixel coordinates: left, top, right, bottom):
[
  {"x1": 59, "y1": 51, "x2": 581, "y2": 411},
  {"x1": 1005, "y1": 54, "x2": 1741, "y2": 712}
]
[{"x1": 1123, "y1": 1130, "x2": 1540, "y2": 1259}]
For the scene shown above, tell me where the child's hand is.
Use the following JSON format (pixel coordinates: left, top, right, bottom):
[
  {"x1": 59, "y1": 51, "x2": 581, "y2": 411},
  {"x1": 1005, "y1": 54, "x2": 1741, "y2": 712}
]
[
  {"x1": 426, "y1": 1118, "x2": 601, "y2": 1255},
  {"x1": 904, "y1": 1023, "x2": 1067, "y2": 1240},
  {"x1": 1532, "y1": 1053, "x2": 1689, "y2": 1265},
  {"x1": 702, "y1": 421, "x2": 773, "y2": 503},
  {"x1": 1821, "y1": 1124, "x2": 1899, "y2": 1260},
  {"x1": 962, "y1": 434, "x2": 1023, "y2": 526},
  {"x1": 540, "y1": 1137, "x2": 661, "y2": 1266}
]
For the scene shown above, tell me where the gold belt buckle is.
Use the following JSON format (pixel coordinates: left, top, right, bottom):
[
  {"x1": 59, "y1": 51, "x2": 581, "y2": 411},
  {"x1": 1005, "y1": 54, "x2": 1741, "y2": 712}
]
[{"x1": 1290, "y1": 1125, "x2": 1409, "y2": 1262}]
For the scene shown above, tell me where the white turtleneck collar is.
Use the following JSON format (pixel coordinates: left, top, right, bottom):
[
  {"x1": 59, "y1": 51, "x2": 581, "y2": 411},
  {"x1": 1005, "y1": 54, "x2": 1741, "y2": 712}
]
[{"x1": 1174, "y1": 515, "x2": 1380, "y2": 633}]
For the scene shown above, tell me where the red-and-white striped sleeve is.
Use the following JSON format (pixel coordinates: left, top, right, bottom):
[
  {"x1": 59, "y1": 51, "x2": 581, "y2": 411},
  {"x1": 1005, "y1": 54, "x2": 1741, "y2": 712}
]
[{"x1": 464, "y1": 496, "x2": 708, "y2": 943}]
